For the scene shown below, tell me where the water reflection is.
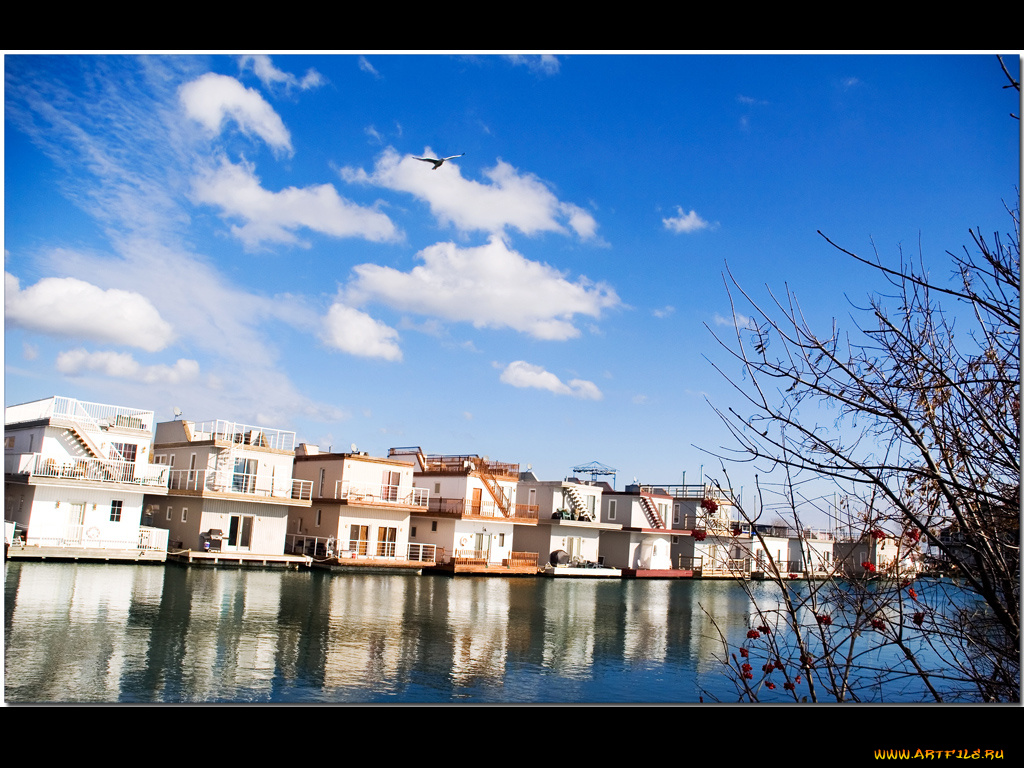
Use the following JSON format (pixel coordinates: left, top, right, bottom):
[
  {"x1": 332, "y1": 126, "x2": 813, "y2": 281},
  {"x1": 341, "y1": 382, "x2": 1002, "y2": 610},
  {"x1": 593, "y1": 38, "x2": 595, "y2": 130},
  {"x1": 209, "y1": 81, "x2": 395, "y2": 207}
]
[{"x1": 5, "y1": 562, "x2": 946, "y2": 703}]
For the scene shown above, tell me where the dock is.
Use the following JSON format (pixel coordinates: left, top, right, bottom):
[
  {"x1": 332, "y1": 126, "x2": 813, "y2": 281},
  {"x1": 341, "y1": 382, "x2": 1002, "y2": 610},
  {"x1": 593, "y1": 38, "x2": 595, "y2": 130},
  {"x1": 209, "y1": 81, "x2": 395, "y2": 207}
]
[
  {"x1": 6, "y1": 543, "x2": 167, "y2": 563},
  {"x1": 166, "y1": 549, "x2": 311, "y2": 568}
]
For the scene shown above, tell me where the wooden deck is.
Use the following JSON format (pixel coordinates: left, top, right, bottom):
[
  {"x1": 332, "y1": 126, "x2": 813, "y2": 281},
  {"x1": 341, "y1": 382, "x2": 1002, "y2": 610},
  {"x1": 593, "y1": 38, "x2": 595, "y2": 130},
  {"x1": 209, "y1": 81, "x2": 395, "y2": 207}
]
[
  {"x1": 622, "y1": 568, "x2": 697, "y2": 579},
  {"x1": 6, "y1": 543, "x2": 167, "y2": 563},
  {"x1": 312, "y1": 556, "x2": 432, "y2": 575},
  {"x1": 166, "y1": 549, "x2": 311, "y2": 568},
  {"x1": 427, "y1": 559, "x2": 541, "y2": 576}
]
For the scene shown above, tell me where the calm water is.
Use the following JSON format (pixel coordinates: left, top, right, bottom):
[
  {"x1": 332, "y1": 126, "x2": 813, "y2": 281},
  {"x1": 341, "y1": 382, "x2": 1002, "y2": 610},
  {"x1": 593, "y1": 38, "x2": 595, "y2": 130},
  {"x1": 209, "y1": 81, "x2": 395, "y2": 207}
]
[{"x1": 3, "y1": 560, "x2": 961, "y2": 704}]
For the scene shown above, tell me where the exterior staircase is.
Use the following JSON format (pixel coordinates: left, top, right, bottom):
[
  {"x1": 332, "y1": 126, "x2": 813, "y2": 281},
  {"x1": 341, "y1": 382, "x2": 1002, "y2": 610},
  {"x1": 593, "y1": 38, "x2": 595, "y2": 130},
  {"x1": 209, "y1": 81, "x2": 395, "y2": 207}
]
[
  {"x1": 478, "y1": 461, "x2": 512, "y2": 517},
  {"x1": 639, "y1": 494, "x2": 666, "y2": 529},
  {"x1": 563, "y1": 485, "x2": 593, "y2": 520}
]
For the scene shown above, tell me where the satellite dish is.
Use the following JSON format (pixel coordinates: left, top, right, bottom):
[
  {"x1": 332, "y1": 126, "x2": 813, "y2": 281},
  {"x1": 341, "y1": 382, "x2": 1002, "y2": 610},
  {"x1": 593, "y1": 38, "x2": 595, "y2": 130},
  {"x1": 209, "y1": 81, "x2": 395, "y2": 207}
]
[
  {"x1": 173, "y1": 407, "x2": 182, "y2": 420},
  {"x1": 351, "y1": 443, "x2": 358, "y2": 453}
]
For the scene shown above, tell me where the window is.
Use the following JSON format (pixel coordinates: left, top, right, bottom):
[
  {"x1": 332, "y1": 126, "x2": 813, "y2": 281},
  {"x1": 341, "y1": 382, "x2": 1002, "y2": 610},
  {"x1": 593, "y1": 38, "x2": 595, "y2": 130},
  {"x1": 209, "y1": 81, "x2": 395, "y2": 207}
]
[
  {"x1": 4, "y1": 435, "x2": 15, "y2": 449},
  {"x1": 166, "y1": 506, "x2": 173, "y2": 521},
  {"x1": 498, "y1": 533, "x2": 505, "y2": 547},
  {"x1": 181, "y1": 508, "x2": 188, "y2": 523},
  {"x1": 232, "y1": 457, "x2": 257, "y2": 493},
  {"x1": 411, "y1": 526, "x2": 417, "y2": 538},
  {"x1": 110, "y1": 500, "x2": 123, "y2": 522},
  {"x1": 608, "y1": 499, "x2": 616, "y2": 520},
  {"x1": 315, "y1": 509, "x2": 322, "y2": 527},
  {"x1": 674, "y1": 504, "x2": 680, "y2": 524},
  {"x1": 319, "y1": 468, "x2": 326, "y2": 497},
  {"x1": 434, "y1": 482, "x2": 441, "y2": 494},
  {"x1": 431, "y1": 521, "x2": 438, "y2": 532}
]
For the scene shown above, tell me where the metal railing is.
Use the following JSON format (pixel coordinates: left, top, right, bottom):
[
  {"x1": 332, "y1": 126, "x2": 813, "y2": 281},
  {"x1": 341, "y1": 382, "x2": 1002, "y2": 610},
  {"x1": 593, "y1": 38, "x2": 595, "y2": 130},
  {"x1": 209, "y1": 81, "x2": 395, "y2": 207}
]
[
  {"x1": 168, "y1": 468, "x2": 312, "y2": 500},
  {"x1": 336, "y1": 480, "x2": 429, "y2": 507},
  {"x1": 427, "y1": 497, "x2": 537, "y2": 521},
  {"x1": 6, "y1": 453, "x2": 169, "y2": 487},
  {"x1": 287, "y1": 534, "x2": 438, "y2": 563},
  {"x1": 187, "y1": 420, "x2": 297, "y2": 452},
  {"x1": 50, "y1": 396, "x2": 154, "y2": 432},
  {"x1": 17, "y1": 524, "x2": 168, "y2": 552}
]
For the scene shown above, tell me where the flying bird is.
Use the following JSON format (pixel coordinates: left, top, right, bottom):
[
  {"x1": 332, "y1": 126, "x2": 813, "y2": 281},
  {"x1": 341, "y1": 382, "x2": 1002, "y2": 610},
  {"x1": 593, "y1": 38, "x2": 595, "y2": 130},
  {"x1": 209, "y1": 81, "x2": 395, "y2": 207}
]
[{"x1": 412, "y1": 152, "x2": 465, "y2": 170}]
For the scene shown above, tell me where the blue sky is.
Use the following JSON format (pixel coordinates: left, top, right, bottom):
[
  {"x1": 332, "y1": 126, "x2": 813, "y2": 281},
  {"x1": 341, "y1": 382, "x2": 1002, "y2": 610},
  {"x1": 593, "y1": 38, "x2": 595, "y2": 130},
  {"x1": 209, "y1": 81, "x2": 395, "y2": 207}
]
[{"x1": 4, "y1": 53, "x2": 1019, "y2": 521}]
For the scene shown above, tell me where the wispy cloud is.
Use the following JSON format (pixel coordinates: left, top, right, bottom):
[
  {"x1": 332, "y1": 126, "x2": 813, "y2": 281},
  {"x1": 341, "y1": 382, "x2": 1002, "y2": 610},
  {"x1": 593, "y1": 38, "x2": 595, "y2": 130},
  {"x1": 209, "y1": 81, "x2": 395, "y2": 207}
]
[
  {"x1": 498, "y1": 361, "x2": 602, "y2": 400},
  {"x1": 341, "y1": 235, "x2": 620, "y2": 341},
  {"x1": 342, "y1": 147, "x2": 599, "y2": 240},
  {"x1": 239, "y1": 54, "x2": 325, "y2": 92},
  {"x1": 358, "y1": 56, "x2": 381, "y2": 78},
  {"x1": 57, "y1": 349, "x2": 200, "y2": 385},
  {"x1": 504, "y1": 55, "x2": 561, "y2": 76},
  {"x1": 663, "y1": 206, "x2": 713, "y2": 234}
]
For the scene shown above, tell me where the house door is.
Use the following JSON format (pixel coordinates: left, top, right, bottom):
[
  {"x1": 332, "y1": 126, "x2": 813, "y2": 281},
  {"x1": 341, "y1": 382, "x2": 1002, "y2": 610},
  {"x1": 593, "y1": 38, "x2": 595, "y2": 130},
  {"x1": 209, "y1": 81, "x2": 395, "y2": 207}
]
[
  {"x1": 350, "y1": 525, "x2": 369, "y2": 555},
  {"x1": 63, "y1": 502, "x2": 86, "y2": 546},
  {"x1": 471, "y1": 487, "x2": 483, "y2": 515},
  {"x1": 474, "y1": 532, "x2": 491, "y2": 560},
  {"x1": 381, "y1": 471, "x2": 400, "y2": 502},
  {"x1": 377, "y1": 526, "x2": 397, "y2": 557},
  {"x1": 227, "y1": 514, "x2": 253, "y2": 550}
]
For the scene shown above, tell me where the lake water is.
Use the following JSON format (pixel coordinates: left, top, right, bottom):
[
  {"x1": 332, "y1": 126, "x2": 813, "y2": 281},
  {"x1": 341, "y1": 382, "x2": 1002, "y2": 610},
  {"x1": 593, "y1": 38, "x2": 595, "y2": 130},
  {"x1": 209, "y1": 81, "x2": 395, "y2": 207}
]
[{"x1": 2, "y1": 560, "x2": 965, "y2": 704}]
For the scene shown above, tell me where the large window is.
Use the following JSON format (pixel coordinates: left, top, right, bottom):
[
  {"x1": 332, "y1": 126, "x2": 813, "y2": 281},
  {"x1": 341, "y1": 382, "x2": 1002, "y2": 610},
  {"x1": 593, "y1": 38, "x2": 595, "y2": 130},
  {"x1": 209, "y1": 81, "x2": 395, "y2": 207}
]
[{"x1": 110, "y1": 500, "x2": 123, "y2": 522}]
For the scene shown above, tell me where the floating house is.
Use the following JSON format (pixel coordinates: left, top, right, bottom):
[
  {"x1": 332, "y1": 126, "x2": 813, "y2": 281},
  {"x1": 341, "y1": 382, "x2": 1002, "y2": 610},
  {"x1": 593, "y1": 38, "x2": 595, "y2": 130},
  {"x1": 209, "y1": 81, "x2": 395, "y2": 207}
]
[
  {"x1": 597, "y1": 483, "x2": 684, "y2": 577},
  {"x1": 143, "y1": 418, "x2": 312, "y2": 566},
  {"x1": 4, "y1": 396, "x2": 170, "y2": 561},
  {"x1": 288, "y1": 445, "x2": 437, "y2": 572},
  {"x1": 514, "y1": 473, "x2": 622, "y2": 577},
  {"x1": 388, "y1": 447, "x2": 539, "y2": 574}
]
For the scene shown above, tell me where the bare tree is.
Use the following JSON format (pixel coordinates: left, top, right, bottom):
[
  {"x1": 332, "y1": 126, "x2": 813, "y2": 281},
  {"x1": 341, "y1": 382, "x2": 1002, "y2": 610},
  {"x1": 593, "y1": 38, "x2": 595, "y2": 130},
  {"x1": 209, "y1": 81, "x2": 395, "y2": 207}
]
[{"x1": 701, "y1": 60, "x2": 1019, "y2": 703}]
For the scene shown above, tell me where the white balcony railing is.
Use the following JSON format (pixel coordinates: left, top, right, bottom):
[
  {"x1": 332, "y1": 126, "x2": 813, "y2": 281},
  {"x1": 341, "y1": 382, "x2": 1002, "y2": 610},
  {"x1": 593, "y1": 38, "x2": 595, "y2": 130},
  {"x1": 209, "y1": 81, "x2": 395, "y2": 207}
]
[
  {"x1": 168, "y1": 468, "x2": 312, "y2": 500},
  {"x1": 188, "y1": 420, "x2": 296, "y2": 451},
  {"x1": 286, "y1": 534, "x2": 438, "y2": 563},
  {"x1": 335, "y1": 480, "x2": 429, "y2": 507},
  {"x1": 19, "y1": 524, "x2": 169, "y2": 552},
  {"x1": 5, "y1": 453, "x2": 169, "y2": 488}
]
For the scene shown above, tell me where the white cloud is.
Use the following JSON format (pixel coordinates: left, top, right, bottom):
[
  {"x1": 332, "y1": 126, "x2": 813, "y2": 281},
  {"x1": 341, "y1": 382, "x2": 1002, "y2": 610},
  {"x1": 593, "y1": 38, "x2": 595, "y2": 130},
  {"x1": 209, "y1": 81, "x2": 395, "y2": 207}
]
[
  {"x1": 499, "y1": 361, "x2": 602, "y2": 400},
  {"x1": 344, "y1": 236, "x2": 620, "y2": 341},
  {"x1": 321, "y1": 303, "x2": 403, "y2": 361},
  {"x1": 191, "y1": 157, "x2": 400, "y2": 248},
  {"x1": 663, "y1": 206, "x2": 712, "y2": 234},
  {"x1": 653, "y1": 305, "x2": 675, "y2": 318},
  {"x1": 713, "y1": 311, "x2": 755, "y2": 330},
  {"x1": 5, "y1": 272, "x2": 174, "y2": 352},
  {"x1": 342, "y1": 147, "x2": 598, "y2": 240},
  {"x1": 239, "y1": 55, "x2": 325, "y2": 92},
  {"x1": 505, "y1": 55, "x2": 561, "y2": 76},
  {"x1": 179, "y1": 73, "x2": 293, "y2": 155},
  {"x1": 358, "y1": 56, "x2": 381, "y2": 78},
  {"x1": 56, "y1": 349, "x2": 200, "y2": 385}
]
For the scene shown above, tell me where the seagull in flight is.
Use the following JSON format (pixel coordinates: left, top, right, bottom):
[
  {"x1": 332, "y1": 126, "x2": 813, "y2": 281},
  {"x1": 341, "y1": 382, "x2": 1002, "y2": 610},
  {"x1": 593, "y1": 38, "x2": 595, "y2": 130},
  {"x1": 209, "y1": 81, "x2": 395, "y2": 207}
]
[{"x1": 412, "y1": 152, "x2": 465, "y2": 170}]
